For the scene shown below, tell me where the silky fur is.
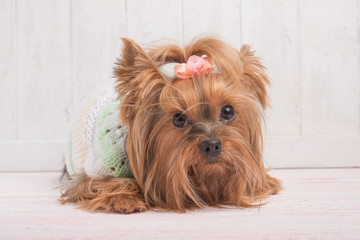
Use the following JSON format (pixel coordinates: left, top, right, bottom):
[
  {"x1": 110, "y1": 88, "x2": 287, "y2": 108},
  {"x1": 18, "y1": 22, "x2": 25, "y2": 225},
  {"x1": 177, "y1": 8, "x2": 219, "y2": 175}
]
[{"x1": 60, "y1": 37, "x2": 282, "y2": 213}]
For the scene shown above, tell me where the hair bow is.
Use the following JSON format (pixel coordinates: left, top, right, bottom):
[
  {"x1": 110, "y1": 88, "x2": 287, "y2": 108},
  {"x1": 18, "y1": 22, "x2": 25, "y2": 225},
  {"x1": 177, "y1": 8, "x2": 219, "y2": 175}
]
[{"x1": 174, "y1": 55, "x2": 213, "y2": 79}]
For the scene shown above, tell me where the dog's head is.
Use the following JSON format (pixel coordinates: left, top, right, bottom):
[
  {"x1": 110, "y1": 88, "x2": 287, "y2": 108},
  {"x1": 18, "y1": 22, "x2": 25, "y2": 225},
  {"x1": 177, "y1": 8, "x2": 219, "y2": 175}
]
[{"x1": 115, "y1": 37, "x2": 276, "y2": 211}]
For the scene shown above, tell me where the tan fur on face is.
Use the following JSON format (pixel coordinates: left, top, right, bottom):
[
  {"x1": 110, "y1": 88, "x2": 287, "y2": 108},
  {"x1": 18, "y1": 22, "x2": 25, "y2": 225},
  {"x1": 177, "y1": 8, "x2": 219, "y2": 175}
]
[{"x1": 61, "y1": 37, "x2": 282, "y2": 213}]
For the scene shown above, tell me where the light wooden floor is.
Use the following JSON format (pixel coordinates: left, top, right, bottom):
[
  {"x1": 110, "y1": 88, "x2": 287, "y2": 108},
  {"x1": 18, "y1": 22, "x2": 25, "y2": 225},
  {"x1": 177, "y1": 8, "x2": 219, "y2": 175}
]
[{"x1": 0, "y1": 169, "x2": 359, "y2": 240}]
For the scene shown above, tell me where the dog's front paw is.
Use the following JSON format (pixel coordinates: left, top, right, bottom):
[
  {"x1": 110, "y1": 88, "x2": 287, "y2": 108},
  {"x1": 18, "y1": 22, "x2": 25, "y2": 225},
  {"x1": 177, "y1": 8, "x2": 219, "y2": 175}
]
[
  {"x1": 108, "y1": 194, "x2": 148, "y2": 214},
  {"x1": 76, "y1": 193, "x2": 147, "y2": 214},
  {"x1": 75, "y1": 188, "x2": 148, "y2": 214},
  {"x1": 61, "y1": 174, "x2": 148, "y2": 214}
]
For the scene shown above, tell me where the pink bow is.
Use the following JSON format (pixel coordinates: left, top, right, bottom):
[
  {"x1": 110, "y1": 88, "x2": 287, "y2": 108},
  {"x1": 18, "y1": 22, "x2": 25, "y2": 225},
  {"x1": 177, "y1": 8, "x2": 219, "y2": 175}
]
[{"x1": 174, "y1": 55, "x2": 213, "y2": 79}]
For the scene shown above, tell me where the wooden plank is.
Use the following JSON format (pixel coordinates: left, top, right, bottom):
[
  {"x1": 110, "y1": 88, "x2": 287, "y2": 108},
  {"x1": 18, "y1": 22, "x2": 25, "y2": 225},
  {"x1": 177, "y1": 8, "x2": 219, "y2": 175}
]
[
  {"x1": 16, "y1": 0, "x2": 71, "y2": 140},
  {"x1": 270, "y1": 168, "x2": 360, "y2": 182},
  {"x1": 0, "y1": 170, "x2": 359, "y2": 239},
  {"x1": 299, "y1": 0, "x2": 359, "y2": 135},
  {"x1": 0, "y1": 209, "x2": 359, "y2": 236},
  {"x1": 358, "y1": 0, "x2": 360, "y2": 136},
  {"x1": 241, "y1": 0, "x2": 299, "y2": 136},
  {"x1": 71, "y1": 0, "x2": 126, "y2": 105},
  {"x1": 264, "y1": 136, "x2": 360, "y2": 168},
  {"x1": 0, "y1": 141, "x2": 64, "y2": 172},
  {"x1": 0, "y1": 0, "x2": 16, "y2": 140},
  {"x1": 182, "y1": 0, "x2": 241, "y2": 48},
  {"x1": 126, "y1": 0, "x2": 182, "y2": 44}
]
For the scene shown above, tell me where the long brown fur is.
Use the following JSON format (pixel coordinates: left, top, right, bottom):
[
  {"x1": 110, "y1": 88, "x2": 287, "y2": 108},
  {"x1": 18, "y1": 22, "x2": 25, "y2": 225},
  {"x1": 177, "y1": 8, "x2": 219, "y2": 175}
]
[
  {"x1": 60, "y1": 173, "x2": 147, "y2": 213},
  {"x1": 60, "y1": 37, "x2": 282, "y2": 213}
]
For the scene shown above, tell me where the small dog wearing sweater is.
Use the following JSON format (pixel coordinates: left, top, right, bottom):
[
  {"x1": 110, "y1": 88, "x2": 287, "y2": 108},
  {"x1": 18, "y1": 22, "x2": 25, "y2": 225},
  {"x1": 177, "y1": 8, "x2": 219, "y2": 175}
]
[{"x1": 60, "y1": 37, "x2": 281, "y2": 213}]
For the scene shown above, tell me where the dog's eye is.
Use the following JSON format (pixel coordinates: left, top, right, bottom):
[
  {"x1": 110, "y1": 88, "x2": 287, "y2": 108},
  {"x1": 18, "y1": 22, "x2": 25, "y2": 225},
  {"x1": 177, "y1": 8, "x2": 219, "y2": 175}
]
[
  {"x1": 173, "y1": 113, "x2": 188, "y2": 128},
  {"x1": 220, "y1": 105, "x2": 236, "y2": 122}
]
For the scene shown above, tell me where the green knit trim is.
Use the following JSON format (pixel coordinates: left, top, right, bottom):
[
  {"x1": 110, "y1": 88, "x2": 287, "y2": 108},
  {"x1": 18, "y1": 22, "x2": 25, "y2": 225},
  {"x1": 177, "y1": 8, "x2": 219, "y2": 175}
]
[
  {"x1": 68, "y1": 128, "x2": 76, "y2": 175},
  {"x1": 95, "y1": 96, "x2": 132, "y2": 178}
]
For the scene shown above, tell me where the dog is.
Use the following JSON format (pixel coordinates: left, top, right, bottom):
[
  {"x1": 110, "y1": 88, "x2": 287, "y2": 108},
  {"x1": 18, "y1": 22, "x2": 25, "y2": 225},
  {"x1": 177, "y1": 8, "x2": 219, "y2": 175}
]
[{"x1": 60, "y1": 37, "x2": 281, "y2": 213}]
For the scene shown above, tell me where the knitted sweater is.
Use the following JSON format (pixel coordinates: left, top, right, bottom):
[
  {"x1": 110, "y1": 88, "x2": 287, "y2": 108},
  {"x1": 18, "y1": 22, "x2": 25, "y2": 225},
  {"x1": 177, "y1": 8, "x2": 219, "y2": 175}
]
[{"x1": 64, "y1": 85, "x2": 132, "y2": 178}]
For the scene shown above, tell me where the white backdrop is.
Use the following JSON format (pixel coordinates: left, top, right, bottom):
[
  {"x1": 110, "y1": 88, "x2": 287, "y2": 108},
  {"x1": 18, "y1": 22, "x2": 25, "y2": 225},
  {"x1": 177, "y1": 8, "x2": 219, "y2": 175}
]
[{"x1": 0, "y1": 0, "x2": 359, "y2": 171}]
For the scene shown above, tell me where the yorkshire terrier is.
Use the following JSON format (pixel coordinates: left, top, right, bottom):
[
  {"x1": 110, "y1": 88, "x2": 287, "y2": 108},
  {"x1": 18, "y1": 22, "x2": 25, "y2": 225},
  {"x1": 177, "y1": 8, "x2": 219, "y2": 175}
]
[{"x1": 60, "y1": 37, "x2": 282, "y2": 213}]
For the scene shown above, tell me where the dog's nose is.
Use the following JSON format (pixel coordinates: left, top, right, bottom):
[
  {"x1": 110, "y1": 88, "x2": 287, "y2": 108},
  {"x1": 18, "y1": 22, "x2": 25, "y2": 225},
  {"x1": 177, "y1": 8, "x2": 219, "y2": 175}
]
[{"x1": 200, "y1": 138, "x2": 222, "y2": 158}]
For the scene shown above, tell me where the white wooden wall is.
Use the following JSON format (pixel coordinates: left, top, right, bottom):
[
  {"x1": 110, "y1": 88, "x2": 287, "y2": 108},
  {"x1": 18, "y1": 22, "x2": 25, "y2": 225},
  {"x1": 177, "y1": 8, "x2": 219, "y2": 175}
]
[{"x1": 0, "y1": 0, "x2": 359, "y2": 171}]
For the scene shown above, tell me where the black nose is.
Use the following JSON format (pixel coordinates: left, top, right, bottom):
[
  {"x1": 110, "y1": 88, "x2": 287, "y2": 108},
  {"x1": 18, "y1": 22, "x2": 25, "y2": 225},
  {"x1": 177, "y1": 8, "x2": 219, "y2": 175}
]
[{"x1": 200, "y1": 138, "x2": 222, "y2": 157}]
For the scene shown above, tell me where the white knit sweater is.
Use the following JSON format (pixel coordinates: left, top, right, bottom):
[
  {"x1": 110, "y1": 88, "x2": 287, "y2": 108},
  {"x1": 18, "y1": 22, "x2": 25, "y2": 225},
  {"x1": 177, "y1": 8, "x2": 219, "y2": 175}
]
[{"x1": 64, "y1": 85, "x2": 132, "y2": 178}]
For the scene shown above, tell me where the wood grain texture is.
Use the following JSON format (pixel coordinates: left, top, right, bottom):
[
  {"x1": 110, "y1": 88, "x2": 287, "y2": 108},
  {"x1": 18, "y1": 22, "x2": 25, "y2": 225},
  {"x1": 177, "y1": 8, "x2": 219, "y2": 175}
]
[
  {"x1": 71, "y1": 0, "x2": 126, "y2": 105},
  {"x1": 358, "y1": 0, "x2": 360, "y2": 136},
  {"x1": 0, "y1": 0, "x2": 359, "y2": 171},
  {"x1": 16, "y1": 0, "x2": 71, "y2": 140},
  {"x1": 263, "y1": 136, "x2": 360, "y2": 168},
  {"x1": 0, "y1": 0, "x2": 16, "y2": 140},
  {"x1": 299, "y1": 0, "x2": 359, "y2": 135},
  {"x1": 241, "y1": 0, "x2": 300, "y2": 136},
  {"x1": 126, "y1": 0, "x2": 182, "y2": 44},
  {"x1": 183, "y1": 0, "x2": 241, "y2": 48},
  {"x1": 0, "y1": 141, "x2": 64, "y2": 172},
  {"x1": 0, "y1": 169, "x2": 359, "y2": 239}
]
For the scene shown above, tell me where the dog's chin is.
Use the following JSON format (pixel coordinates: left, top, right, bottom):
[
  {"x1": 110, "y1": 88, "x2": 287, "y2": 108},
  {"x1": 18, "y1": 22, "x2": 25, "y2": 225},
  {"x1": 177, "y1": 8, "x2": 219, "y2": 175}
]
[
  {"x1": 185, "y1": 157, "x2": 236, "y2": 204},
  {"x1": 197, "y1": 157, "x2": 234, "y2": 177}
]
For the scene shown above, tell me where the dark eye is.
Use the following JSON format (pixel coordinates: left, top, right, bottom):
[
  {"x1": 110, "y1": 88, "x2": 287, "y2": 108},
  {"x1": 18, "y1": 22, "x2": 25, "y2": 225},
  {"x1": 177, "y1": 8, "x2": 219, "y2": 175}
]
[
  {"x1": 220, "y1": 105, "x2": 235, "y2": 122},
  {"x1": 173, "y1": 113, "x2": 188, "y2": 128}
]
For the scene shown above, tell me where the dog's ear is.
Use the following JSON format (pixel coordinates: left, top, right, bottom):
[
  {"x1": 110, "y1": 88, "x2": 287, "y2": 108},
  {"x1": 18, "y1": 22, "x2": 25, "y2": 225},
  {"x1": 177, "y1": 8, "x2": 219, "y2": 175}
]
[
  {"x1": 115, "y1": 38, "x2": 166, "y2": 125},
  {"x1": 239, "y1": 45, "x2": 270, "y2": 109},
  {"x1": 182, "y1": 38, "x2": 269, "y2": 108}
]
